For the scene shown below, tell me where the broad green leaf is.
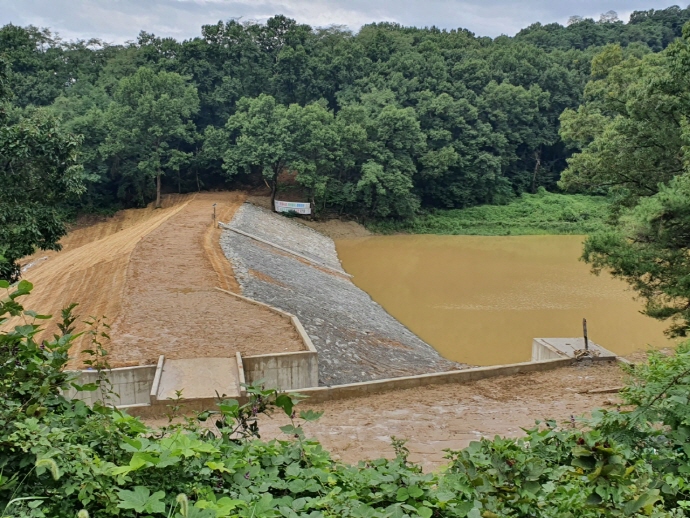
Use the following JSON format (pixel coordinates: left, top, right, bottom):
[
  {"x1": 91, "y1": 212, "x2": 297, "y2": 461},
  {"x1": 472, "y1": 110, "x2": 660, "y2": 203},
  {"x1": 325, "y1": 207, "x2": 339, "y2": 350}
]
[
  {"x1": 206, "y1": 461, "x2": 231, "y2": 473},
  {"x1": 299, "y1": 409, "x2": 323, "y2": 422},
  {"x1": 468, "y1": 508, "x2": 482, "y2": 518},
  {"x1": 117, "y1": 486, "x2": 166, "y2": 514},
  {"x1": 280, "y1": 424, "x2": 303, "y2": 437},
  {"x1": 275, "y1": 394, "x2": 295, "y2": 417},
  {"x1": 407, "y1": 486, "x2": 424, "y2": 498},
  {"x1": 72, "y1": 382, "x2": 99, "y2": 392},
  {"x1": 251, "y1": 494, "x2": 275, "y2": 516},
  {"x1": 17, "y1": 280, "x2": 33, "y2": 292},
  {"x1": 623, "y1": 490, "x2": 661, "y2": 516}
]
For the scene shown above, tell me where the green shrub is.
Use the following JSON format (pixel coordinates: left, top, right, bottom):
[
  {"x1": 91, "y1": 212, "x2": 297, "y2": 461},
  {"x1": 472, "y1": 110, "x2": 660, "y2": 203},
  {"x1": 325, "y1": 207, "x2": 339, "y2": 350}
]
[{"x1": 370, "y1": 192, "x2": 611, "y2": 236}]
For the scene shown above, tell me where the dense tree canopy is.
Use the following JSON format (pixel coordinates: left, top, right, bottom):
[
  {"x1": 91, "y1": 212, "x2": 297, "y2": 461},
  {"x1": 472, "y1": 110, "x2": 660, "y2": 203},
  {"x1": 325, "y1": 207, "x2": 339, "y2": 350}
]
[
  {"x1": 1, "y1": 6, "x2": 689, "y2": 221},
  {"x1": 101, "y1": 67, "x2": 200, "y2": 208},
  {"x1": 559, "y1": 22, "x2": 690, "y2": 337},
  {"x1": 0, "y1": 57, "x2": 84, "y2": 282}
]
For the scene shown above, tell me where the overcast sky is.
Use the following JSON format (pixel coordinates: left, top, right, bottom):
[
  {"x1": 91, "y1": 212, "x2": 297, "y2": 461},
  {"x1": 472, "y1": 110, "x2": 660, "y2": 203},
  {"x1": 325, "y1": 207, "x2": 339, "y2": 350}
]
[{"x1": 0, "y1": 0, "x2": 684, "y2": 44}]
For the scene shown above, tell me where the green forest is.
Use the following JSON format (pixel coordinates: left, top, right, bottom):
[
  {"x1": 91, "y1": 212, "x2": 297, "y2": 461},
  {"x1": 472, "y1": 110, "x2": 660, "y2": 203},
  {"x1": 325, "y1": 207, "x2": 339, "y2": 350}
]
[
  {"x1": 5, "y1": 5, "x2": 690, "y2": 333},
  {"x1": 5, "y1": 5, "x2": 690, "y2": 517},
  {"x1": 2, "y1": 6, "x2": 689, "y2": 219}
]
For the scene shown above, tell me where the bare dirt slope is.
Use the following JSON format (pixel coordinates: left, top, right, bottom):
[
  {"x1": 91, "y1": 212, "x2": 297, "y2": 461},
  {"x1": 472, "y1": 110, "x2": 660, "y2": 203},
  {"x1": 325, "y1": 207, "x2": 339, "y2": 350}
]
[
  {"x1": 7, "y1": 195, "x2": 194, "y2": 366},
  {"x1": 107, "y1": 192, "x2": 303, "y2": 366},
  {"x1": 7, "y1": 192, "x2": 303, "y2": 369},
  {"x1": 255, "y1": 361, "x2": 625, "y2": 472}
]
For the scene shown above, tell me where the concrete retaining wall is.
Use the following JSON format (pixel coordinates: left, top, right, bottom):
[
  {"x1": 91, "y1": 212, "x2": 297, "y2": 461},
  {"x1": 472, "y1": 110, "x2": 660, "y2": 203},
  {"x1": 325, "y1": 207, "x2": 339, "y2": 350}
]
[
  {"x1": 219, "y1": 223, "x2": 351, "y2": 277},
  {"x1": 215, "y1": 286, "x2": 319, "y2": 391},
  {"x1": 285, "y1": 358, "x2": 585, "y2": 403},
  {"x1": 532, "y1": 338, "x2": 617, "y2": 362},
  {"x1": 127, "y1": 353, "x2": 616, "y2": 417},
  {"x1": 532, "y1": 339, "x2": 565, "y2": 361},
  {"x1": 64, "y1": 365, "x2": 157, "y2": 406},
  {"x1": 125, "y1": 397, "x2": 217, "y2": 418},
  {"x1": 125, "y1": 356, "x2": 613, "y2": 417},
  {"x1": 243, "y1": 350, "x2": 319, "y2": 390}
]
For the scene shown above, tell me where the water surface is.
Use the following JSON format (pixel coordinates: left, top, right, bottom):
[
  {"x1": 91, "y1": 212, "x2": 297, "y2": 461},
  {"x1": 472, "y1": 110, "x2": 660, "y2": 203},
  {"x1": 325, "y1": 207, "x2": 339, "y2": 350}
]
[{"x1": 336, "y1": 235, "x2": 673, "y2": 366}]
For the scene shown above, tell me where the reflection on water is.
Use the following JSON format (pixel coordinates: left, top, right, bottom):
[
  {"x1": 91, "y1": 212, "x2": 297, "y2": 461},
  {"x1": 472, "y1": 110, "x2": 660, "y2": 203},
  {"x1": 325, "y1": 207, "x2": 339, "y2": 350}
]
[{"x1": 335, "y1": 235, "x2": 675, "y2": 366}]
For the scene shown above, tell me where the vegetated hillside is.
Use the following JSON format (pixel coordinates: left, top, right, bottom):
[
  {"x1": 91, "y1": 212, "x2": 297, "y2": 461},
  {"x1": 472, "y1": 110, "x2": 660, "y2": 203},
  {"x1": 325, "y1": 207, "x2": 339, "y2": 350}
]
[
  {"x1": 370, "y1": 189, "x2": 610, "y2": 235},
  {"x1": 0, "y1": 5, "x2": 688, "y2": 222}
]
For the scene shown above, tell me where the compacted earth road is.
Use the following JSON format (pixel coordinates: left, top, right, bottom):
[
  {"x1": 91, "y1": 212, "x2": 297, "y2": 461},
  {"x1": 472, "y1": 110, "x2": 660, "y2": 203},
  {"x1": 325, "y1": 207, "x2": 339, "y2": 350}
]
[
  {"x1": 108, "y1": 192, "x2": 304, "y2": 366},
  {"x1": 12, "y1": 192, "x2": 304, "y2": 369}
]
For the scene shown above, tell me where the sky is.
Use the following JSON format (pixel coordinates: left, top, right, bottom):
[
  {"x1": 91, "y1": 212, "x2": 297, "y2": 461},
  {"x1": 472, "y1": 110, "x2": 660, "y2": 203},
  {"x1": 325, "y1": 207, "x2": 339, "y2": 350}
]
[{"x1": 0, "y1": 0, "x2": 684, "y2": 44}]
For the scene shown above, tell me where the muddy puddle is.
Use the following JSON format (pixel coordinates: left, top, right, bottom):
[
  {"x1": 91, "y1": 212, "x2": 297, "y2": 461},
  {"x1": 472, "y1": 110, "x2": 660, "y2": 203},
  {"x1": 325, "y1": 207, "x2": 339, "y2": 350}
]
[{"x1": 335, "y1": 235, "x2": 675, "y2": 366}]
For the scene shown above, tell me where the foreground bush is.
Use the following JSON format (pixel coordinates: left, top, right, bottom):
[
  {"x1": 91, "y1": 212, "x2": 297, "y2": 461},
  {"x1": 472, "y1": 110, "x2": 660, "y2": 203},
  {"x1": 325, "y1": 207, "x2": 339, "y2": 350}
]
[{"x1": 1, "y1": 281, "x2": 689, "y2": 517}]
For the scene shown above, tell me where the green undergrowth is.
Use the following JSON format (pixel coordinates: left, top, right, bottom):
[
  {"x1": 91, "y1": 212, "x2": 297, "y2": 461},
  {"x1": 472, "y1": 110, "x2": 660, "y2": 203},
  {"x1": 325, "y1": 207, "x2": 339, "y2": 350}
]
[
  {"x1": 370, "y1": 190, "x2": 611, "y2": 236},
  {"x1": 2, "y1": 281, "x2": 690, "y2": 517}
]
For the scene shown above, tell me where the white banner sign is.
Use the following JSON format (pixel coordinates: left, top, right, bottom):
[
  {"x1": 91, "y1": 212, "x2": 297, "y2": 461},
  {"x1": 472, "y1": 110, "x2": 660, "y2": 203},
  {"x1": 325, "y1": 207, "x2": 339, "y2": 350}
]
[{"x1": 274, "y1": 200, "x2": 311, "y2": 215}]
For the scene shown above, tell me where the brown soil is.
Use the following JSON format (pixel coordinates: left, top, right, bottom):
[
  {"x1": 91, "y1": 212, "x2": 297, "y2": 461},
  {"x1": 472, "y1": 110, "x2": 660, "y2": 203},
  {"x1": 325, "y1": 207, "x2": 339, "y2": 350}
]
[
  {"x1": 8, "y1": 195, "x2": 193, "y2": 364},
  {"x1": 107, "y1": 192, "x2": 304, "y2": 366},
  {"x1": 248, "y1": 269, "x2": 288, "y2": 288},
  {"x1": 299, "y1": 219, "x2": 372, "y2": 240},
  {"x1": 203, "y1": 199, "x2": 241, "y2": 293},
  {"x1": 246, "y1": 195, "x2": 273, "y2": 211},
  {"x1": 254, "y1": 361, "x2": 626, "y2": 472},
  {"x1": 7, "y1": 192, "x2": 304, "y2": 368}
]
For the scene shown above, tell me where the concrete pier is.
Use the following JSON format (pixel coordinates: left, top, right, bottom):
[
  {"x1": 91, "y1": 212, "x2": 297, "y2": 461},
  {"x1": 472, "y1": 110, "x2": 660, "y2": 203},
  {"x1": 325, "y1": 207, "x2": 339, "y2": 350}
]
[{"x1": 532, "y1": 338, "x2": 616, "y2": 362}]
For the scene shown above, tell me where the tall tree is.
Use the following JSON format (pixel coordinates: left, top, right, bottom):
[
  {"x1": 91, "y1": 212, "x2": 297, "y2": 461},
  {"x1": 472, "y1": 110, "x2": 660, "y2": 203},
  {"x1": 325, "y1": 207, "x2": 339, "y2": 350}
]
[
  {"x1": 0, "y1": 58, "x2": 84, "y2": 281},
  {"x1": 101, "y1": 67, "x2": 199, "y2": 207},
  {"x1": 559, "y1": 44, "x2": 683, "y2": 202},
  {"x1": 288, "y1": 101, "x2": 341, "y2": 211},
  {"x1": 217, "y1": 94, "x2": 297, "y2": 210},
  {"x1": 561, "y1": 26, "x2": 690, "y2": 336},
  {"x1": 339, "y1": 90, "x2": 426, "y2": 218}
]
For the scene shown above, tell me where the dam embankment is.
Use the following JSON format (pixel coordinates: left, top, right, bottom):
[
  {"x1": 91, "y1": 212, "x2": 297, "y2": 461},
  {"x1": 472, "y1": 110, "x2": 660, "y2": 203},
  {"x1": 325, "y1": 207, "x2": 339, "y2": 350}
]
[{"x1": 220, "y1": 203, "x2": 463, "y2": 386}]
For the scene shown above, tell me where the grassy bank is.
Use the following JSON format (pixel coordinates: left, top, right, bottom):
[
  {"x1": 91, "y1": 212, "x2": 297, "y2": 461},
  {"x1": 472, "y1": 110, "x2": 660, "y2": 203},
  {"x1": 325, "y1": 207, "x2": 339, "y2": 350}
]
[{"x1": 370, "y1": 190, "x2": 610, "y2": 235}]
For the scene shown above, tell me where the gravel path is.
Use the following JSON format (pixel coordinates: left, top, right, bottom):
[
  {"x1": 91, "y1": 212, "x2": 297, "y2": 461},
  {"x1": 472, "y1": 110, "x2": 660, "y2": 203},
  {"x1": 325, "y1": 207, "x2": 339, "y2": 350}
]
[{"x1": 221, "y1": 203, "x2": 464, "y2": 385}]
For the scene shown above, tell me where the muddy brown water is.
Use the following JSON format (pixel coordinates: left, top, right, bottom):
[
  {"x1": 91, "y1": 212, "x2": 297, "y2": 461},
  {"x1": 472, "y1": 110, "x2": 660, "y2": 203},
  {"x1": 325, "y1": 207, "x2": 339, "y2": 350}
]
[{"x1": 335, "y1": 235, "x2": 675, "y2": 366}]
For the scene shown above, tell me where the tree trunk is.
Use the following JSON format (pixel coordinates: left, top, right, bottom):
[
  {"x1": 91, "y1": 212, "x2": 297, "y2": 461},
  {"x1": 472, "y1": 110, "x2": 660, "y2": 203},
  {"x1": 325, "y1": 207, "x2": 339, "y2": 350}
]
[
  {"x1": 270, "y1": 167, "x2": 280, "y2": 212},
  {"x1": 155, "y1": 173, "x2": 162, "y2": 209},
  {"x1": 531, "y1": 148, "x2": 542, "y2": 194}
]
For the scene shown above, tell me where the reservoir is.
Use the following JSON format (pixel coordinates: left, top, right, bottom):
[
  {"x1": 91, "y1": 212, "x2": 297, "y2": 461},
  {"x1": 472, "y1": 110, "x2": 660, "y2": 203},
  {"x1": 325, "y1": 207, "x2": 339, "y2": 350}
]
[{"x1": 336, "y1": 235, "x2": 674, "y2": 366}]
